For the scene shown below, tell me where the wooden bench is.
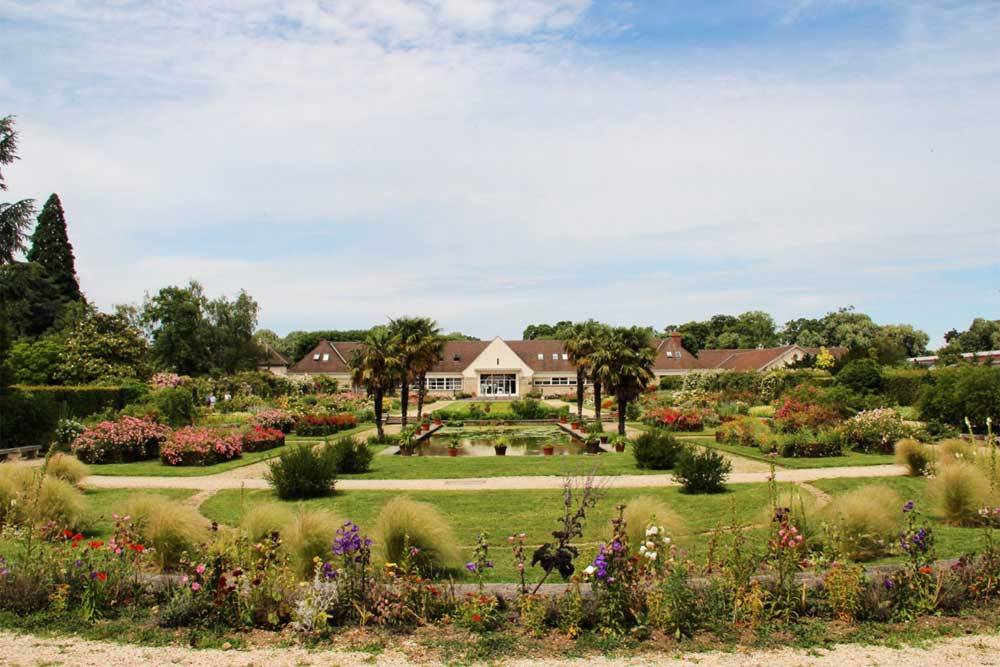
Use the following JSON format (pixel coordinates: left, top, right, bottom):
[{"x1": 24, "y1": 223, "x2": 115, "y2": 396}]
[{"x1": 0, "y1": 445, "x2": 42, "y2": 461}]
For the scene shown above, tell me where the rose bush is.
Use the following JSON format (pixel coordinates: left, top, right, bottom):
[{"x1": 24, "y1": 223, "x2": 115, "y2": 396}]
[
  {"x1": 72, "y1": 417, "x2": 171, "y2": 464},
  {"x1": 293, "y1": 413, "x2": 358, "y2": 437},
  {"x1": 160, "y1": 426, "x2": 242, "y2": 466},
  {"x1": 243, "y1": 425, "x2": 285, "y2": 453},
  {"x1": 644, "y1": 407, "x2": 704, "y2": 432},
  {"x1": 839, "y1": 408, "x2": 920, "y2": 453},
  {"x1": 252, "y1": 408, "x2": 296, "y2": 434}
]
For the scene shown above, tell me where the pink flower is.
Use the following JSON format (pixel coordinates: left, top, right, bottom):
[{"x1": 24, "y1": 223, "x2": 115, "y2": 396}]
[
  {"x1": 191, "y1": 582, "x2": 201, "y2": 591},
  {"x1": 195, "y1": 563, "x2": 206, "y2": 574}
]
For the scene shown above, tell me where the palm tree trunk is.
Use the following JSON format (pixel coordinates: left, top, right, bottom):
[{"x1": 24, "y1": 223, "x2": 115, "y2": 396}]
[
  {"x1": 416, "y1": 371, "x2": 427, "y2": 420},
  {"x1": 593, "y1": 379, "x2": 602, "y2": 429},
  {"x1": 575, "y1": 368, "x2": 585, "y2": 419},
  {"x1": 374, "y1": 387, "x2": 385, "y2": 440},
  {"x1": 399, "y1": 375, "x2": 410, "y2": 429},
  {"x1": 617, "y1": 393, "x2": 627, "y2": 435}
]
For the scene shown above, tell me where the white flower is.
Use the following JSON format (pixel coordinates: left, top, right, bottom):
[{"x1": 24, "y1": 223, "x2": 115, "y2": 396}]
[
  {"x1": 663, "y1": 537, "x2": 671, "y2": 545},
  {"x1": 638, "y1": 545, "x2": 647, "y2": 554},
  {"x1": 583, "y1": 565, "x2": 595, "y2": 576},
  {"x1": 645, "y1": 525, "x2": 659, "y2": 537},
  {"x1": 645, "y1": 541, "x2": 656, "y2": 551},
  {"x1": 646, "y1": 552, "x2": 657, "y2": 561}
]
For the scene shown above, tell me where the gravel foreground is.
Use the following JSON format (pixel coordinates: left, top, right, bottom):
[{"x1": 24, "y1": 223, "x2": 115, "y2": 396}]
[{"x1": 2, "y1": 631, "x2": 1000, "y2": 666}]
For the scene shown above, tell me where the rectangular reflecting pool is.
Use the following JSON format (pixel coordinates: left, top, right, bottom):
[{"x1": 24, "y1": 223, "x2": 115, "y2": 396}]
[{"x1": 407, "y1": 425, "x2": 585, "y2": 456}]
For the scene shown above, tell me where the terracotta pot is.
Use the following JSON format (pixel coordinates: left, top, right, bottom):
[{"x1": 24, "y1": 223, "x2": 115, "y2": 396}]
[
  {"x1": 494, "y1": 446, "x2": 507, "y2": 456},
  {"x1": 542, "y1": 445, "x2": 555, "y2": 456},
  {"x1": 434, "y1": 418, "x2": 442, "y2": 426},
  {"x1": 422, "y1": 423, "x2": 431, "y2": 432},
  {"x1": 400, "y1": 448, "x2": 413, "y2": 457},
  {"x1": 600, "y1": 435, "x2": 609, "y2": 444},
  {"x1": 571, "y1": 422, "x2": 580, "y2": 430},
  {"x1": 614, "y1": 444, "x2": 626, "y2": 453},
  {"x1": 447, "y1": 447, "x2": 458, "y2": 457},
  {"x1": 559, "y1": 416, "x2": 567, "y2": 424}
]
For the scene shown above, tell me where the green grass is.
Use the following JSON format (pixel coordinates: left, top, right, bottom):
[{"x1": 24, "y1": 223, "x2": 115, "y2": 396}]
[
  {"x1": 200, "y1": 482, "x2": 782, "y2": 582},
  {"x1": 84, "y1": 487, "x2": 197, "y2": 536},
  {"x1": 811, "y1": 475, "x2": 993, "y2": 560},
  {"x1": 85, "y1": 423, "x2": 374, "y2": 477},
  {"x1": 704, "y1": 440, "x2": 896, "y2": 469}
]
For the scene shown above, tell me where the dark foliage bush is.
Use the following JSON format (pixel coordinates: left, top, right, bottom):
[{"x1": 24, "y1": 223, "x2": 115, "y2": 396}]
[
  {"x1": 658, "y1": 375, "x2": 684, "y2": 390},
  {"x1": 11, "y1": 384, "x2": 143, "y2": 419},
  {"x1": 330, "y1": 436, "x2": 374, "y2": 474},
  {"x1": 673, "y1": 448, "x2": 732, "y2": 494},
  {"x1": 0, "y1": 389, "x2": 58, "y2": 449},
  {"x1": 835, "y1": 359, "x2": 884, "y2": 394},
  {"x1": 882, "y1": 369, "x2": 930, "y2": 406},
  {"x1": 632, "y1": 429, "x2": 685, "y2": 470},
  {"x1": 293, "y1": 413, "x2": 358, "y2": 437},
  {"x1": 265, "y1": 444, "x2": 338, "y2": 499},
  {"x1": 919, "y1": 365, "x2": 1000, "y2": 429},
  {"x1": 151, "y1": 387, "x2": 195, "y2": 426},
  {"x1": 778, "y1": 430, "x2": 843, "y2": 458}
]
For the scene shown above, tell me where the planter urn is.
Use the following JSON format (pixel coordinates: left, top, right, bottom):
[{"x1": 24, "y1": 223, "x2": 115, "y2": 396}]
[
  {"x1": 559, "y1": 416, "x2": 567, "y2": 424},
  {"x1": 600, "y1": 435, "x2": 609, "y2": 444},
  {"x1": 494, "y1": 446, "x2": 507, "y2": 456},
  {"x1": 542, "y1": 445, "x2": 555, "y2": 456},
  {"x1": 434, "y1": 418, "x2": 442, "y2": 426},
  {"x1": 447, "y1": 447, "x2": 459, "y2": 457},
  {"x1": 614, "y1": 443, "x2": 626, "y2": 453}
]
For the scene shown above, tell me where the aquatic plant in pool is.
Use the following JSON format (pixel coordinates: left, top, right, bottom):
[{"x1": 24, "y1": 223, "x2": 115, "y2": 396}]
[{"x1": 414, "y1": 425, "x2": 583, "y2": 456}]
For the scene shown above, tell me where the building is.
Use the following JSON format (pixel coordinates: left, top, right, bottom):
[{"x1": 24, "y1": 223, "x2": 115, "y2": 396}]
[
  {"x1": 287, "y1": 333, "x2": 841, "y2": 398},
  {"x1": 258, "y1": 344, "x2": 292, "y2": 376},
  {"x1": 908, "y1": 350, "x2": 1000, "y2": 368}
]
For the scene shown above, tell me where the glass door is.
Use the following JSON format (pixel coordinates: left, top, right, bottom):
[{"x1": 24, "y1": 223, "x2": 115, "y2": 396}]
[{"x1": 479, "y1": 373, "x2": 517, "y2": 397}]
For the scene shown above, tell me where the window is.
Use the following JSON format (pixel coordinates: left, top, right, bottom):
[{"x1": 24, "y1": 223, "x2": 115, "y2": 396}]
[
  {"x1": 313, "y1": 354, "x2": 320, "y2": 360},
  {"x1": 675, "y1": 351, "x2": 682, "y2": 359},
  {"x1": 552, "y1": 353, "x2": 558, "y2": 360},
  {"x1": 665, "y1": 351, "x2": 673, "y2": 358},
  {"x1": 322, "y1": 353, "x2": 330, "y2": 361},
  {"x1": 562, "y1": 353, "x2": 568, "y2": 360},
  {"x1": 534, "y1": 376, "x2": 577, "y2": 386},
  {"x1": 453, "y1": 354, "x2": 461, "y2": 361},
  {"x1": 425, "y1": 377, "x2": 462, "y2": 391},
  {"x1": 537, "y1": 353, "x2": 544, "y2": 360}
]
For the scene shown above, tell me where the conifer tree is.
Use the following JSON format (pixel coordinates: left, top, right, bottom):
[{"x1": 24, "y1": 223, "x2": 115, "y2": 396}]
[{"x1": 27, "y1": 193, "x2": 82, "y2": 302}]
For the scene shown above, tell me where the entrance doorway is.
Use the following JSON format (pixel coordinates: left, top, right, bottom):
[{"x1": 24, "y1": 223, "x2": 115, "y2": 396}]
[{"x1": 479, "y1": 373, "x2": 517, "y2": 397}]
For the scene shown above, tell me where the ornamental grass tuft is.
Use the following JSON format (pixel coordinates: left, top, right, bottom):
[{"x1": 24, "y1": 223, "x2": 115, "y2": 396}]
[
  {"x1": 43, "y1": 453, "x2": 89, "y2": 485},
  {"x1": 928, "y1": 462, "x2": 992, "y2": 525},
  {"x1": 0, "y1": 464, "x2": 90, "y2": 532},
  {"x1": 613, "y1": 496, "x2": 686, "y2": 548},
  {"x1": 239, "y1": 502, "x2": 295, "y2": 542},
  {"x1": 820, "y1": 485, "x2": 903, "y2": 561},
  {"x1": 894, "y1": 439, "x2": 933, "y2": 477},
  {"x1": 285, "y1": 508, "x2": 343, "y2": 579},
  {"x1": 373, "y1": 497, "x2": 461, "y2": 576},
  {"x1": 117, "y1": 494, "x2": 206, "y2": 569}
]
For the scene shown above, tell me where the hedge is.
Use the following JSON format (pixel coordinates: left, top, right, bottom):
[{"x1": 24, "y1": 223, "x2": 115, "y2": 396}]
[
  {"x1": 12, "y1": 384, "x2": 149, "y2": 419},
  {"x1": 882, "y1": 369, "x2": 931, "y2": 407},
  {"x1": 0, "y1": 389, "x2": 59, "y2": 449}
]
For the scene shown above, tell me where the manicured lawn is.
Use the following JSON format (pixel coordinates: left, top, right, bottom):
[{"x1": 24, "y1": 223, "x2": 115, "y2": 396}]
[
  {"x1": 85, "y1": 423, "x2": 374, "y2": 477},
  {"x1": 810, "y1": 475, "x2": 992, "y2": 560},
  {"x1": 351, "y1": 449, "x2": 658, "y2": 479},
  {"x1": 200, "y1": 482, "x2": 783, "y2": 582},
  {"x1": 703, "y1": 440, "x2": 896, "y2": 469}
]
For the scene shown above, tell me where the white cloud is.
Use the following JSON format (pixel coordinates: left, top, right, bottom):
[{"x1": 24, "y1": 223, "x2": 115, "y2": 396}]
[{"x1": 1, "y1": 0, "x2": 998, "y2": 341}]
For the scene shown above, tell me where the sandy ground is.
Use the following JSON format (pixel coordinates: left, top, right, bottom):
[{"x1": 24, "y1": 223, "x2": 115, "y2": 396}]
[{"x1": 2, "y1": 631, "x2": 1000, "y2": 666}]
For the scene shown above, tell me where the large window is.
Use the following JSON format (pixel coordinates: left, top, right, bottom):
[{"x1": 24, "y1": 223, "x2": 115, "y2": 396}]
[
  {"x1": 534, "y1": 376, "x2": 577, "y2": 386},
  {"x1": 425, "y1": 377, "x2": 462, "y2": 391},
  {"x1": 479, "y1": 373, "x2": 517, "y2": 396}
]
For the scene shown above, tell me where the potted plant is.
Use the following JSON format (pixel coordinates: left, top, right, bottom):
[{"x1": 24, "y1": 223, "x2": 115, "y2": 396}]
[
  {"x1": 584, "y1": 436, "x2": 601, "y2": 454},
  {"x1": 434, "y1": 417, "x2": 443, "y2": 426},
  {"x1": 571, "y1": 421, "x2": 580, "y2": 430},
  {"x1": 612, "y1": 435, "x2": 628, "y2": 453},
  {"x1": 559, "y1": 415, "x2": 567, "y2": 424},
  {"x1": 447, "y1": 443, "x2": 460, "y2": 457},
  {"x1": 542, "y1": 443, "x2": 555, "y2": 456},
  {"x1": 494, "y1": 436, "x2": 509, "y2": 456}
]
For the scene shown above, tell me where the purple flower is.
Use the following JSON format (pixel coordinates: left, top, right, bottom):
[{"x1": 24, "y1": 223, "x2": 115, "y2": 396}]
[
  {"x1": 903, "y1": 500, "x2": 915, "y2": 513},
  {"x1": 883, "y1": 577, "x2": 894, "y2": 590},
  {"x1": 74, "y1": 559, "x2": 84, "y2": 568},
  {"x1": 332, "y1": 521, "x2": 369, "y2": 560},
  {"x1": 465, "y1": 562, "x2": 478, "y2": 573},
  {"x1": 321, "y1": 561, "x2": 338, "y2": 579}
]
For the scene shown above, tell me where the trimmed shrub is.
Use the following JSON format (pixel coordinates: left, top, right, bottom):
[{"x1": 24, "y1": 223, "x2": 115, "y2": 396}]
[
  {"x1": 329, "y1": 436, "x2": 374, "y2": 474},
  {"x1": 835, "y1": 359, "x2": 884, "y2": 394},
  {"x1": 44, "y1": 453, "x2": 89, "y2": 484},
  {"x1": 883, "y1": 369, "x2": 930, "y2": 406},
  {"x1": 285, "y1": 509, "x2": 342, "y2": 579},
  {"x1": 293, "y1": 413, "x2": 358, "y2": 437},
  {"x1": 894, "y1": 439, "x2": 933, "y2": 476},
  {"x1": 928, "y1": 463, "x2": 992, "y2": 525},
  {"x1": 821, "y1": 485, "x2": 903, "y2": 561},
  {"x1": 252, "y1": 409, "x2": 296, "y2": 434},
  {"x1": 265, "y1": 444, "x2": 338, "y2": 500},
  {"x1": 71, "y1": 416, "x2": 170, "y2": 464},
  {"x1": 160, "y1": 427, "x2": 242, "y2": 466},
  {"x1": 778, "y1": 430, "x2": 843, "y2": 458},
  {"x1": 240, "y1": 502, "x2": 295, "y2": 541},
  {"x1": 658, "y1": 375, "x2": 684, "y2": 390},
  {"x1": 919, "y1": 365, "x2": 1000, "y2": 428},
  {"x1": 150, "y1": 387, "x2": 196, "y2": 427},
  {"x1": 117, "y1": 494, "x2": 205, "y2": 569},
  {"x1": 616, "y1": 496, "x2": 685, "y2": 547},
  {"x1": 673, "y1": 448, "x2": 731, "y2": 494},
  {"x1": 632, "y1": 430, "x2": 685, "y2": 470},
  {"x1": 242, "y1": 425, "x2": 285, "y2": 453},
  {"x1": 374, "y1": 497, "x2": 462, "y2": 576},
  {"x1": 0, "y1": 389, "x2": 58, "y2": 449}
]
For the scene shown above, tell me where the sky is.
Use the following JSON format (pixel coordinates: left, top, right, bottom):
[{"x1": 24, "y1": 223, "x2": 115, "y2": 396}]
[{"x1": 1, "y1": 0, "x2": 998, "y2": 344}]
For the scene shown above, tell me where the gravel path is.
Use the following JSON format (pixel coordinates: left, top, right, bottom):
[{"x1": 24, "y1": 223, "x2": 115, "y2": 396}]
[
  {"x1": 81, "y1": 464, "x2": 906, "y2": 492},
  {"x1": 2, "y1": 630, "x2": 999, "y2": 666}
]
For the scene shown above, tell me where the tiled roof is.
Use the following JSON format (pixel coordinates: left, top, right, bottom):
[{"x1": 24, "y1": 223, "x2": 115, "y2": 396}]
[
  {"x1": 506, "y1": 340, "x2": 576, "y2": 372},
  {"x1": 287, "y1": 341, "x2": 356, "y2": 374},
  {"x1": 259, "y1": 344, "x2": 291, "y2": 367},
  {"x1": 432, "y1": 341, "x2": 491, "y2": 373}
]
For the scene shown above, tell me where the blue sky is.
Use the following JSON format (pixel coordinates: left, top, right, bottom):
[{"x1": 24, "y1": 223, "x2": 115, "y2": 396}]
[{"x1": 2, "y1": 0, "x2": 998, "y2": 344}]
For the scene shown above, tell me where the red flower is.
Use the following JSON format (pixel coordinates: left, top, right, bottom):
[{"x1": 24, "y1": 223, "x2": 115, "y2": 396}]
[
  {"x1": 919, "y1": 566, "x2": 933, "y2": 575},
  {"x1": 72, "y1": 533, "x2": 83, "y2": 542},
  {"x1": 96, "y1": 572, "x2": 108, "y2": 582},
  {"x1": 88, "y1": 540, "x2": 104, "y2": 549},
  {"x1": 472, "y1": 613, "x2": 482, "y2": 623},
  {"x1": 62, "y1": 529, "x2": 74, "y2": 538},
  {"x1": 128, "y1": 543, "x2": 146, "y2": 553}
]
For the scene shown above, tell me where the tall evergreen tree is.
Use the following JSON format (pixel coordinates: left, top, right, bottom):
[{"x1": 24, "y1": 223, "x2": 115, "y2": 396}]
[
  {"x1": 0, "y1": 115, "x2": 35, "y2": 264},
  {"x1": 27, "y1": 193, "x2": 82, "y2": 302}
]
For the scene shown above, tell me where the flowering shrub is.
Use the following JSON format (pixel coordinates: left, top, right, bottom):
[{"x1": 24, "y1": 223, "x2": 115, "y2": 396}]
[
  {"x1": 840, "y1": 408, "x2": 920, "y2": 453},
  {"x1": 645, "y1": 407, "x2": 704, "y2": 432},
  {"x1": 72, "y1": 417, "x2": 171, "y2": 464},
  {"x1": 716, "y1": 415, "x2": 770, "y2": 447},
  {"x1": 160, "y1": 427, "x2": 242, "y2": 466},
  {"x1": 150, "y1": 372, "x2": 187, "y2": 389},
  {"x1": 52, "y1": 418, "x2": 86, "y2": 452},
  {"x1": 293, "y1": 413, "x2": 358, "y2": 437},
  {"x1": 772, "y1": 397, "x2": 840, "y2": 433},
  {"x1": 252, "y1": 409, "x2": 296, "y2": 434},
  {"x1": 242, "y1": 425, "x2": 285, "y2": 453}
]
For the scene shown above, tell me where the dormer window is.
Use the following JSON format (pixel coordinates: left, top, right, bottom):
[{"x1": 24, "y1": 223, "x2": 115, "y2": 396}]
[
  {"x1": 665, "y1": 351, "x2": 673, "y2": 358},
  {"x1": 537, "y1": 353, "x2": 544, "y2": 360},
  {"x1": 322, "y1": 353, "x2": 330, "y2": 361},
  {"x1": 453, "y1": 354, "x2": 461, "y2": 361},
  {"x1": 561, "y1": 354, "x2": 568, "y2": 360},
  {"x1": 552, "y1": 353, "x2": 558, "y2": 360},
  {"x1": 676, "y1": 351, "x2": 682, "y2": 359},
  {"x1": 313, "y1": 354, "x2": 320, "y2": 360}
]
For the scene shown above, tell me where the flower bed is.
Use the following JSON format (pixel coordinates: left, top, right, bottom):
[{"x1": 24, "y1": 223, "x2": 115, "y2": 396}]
[
  {"x1": 72, "y1": 417, "x2": 171, "y2": 464},
  {"x1": 252, "y1": 408, "x2": 296, "y2": 434},
  {"x1": 160, "y1": 426, "x2": 243, "y2": 466},
  {"x1": 644, "y1": 407, "x2": 704, "y2": 432},
  {"x1": 772, "y1": 397, "x2": 840, "y2": 433},
  {"x1": 839, "y1": 408, "x2": 920, "y2": 453},
  {"x1": 293, "y1": 413, "x2": 359, "y2": 437},
  {"x1": 242, "y1": 425, "x2": 285, "y2": 452}
]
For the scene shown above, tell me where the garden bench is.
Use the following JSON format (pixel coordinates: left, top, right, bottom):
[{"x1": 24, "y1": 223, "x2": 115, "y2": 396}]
[{"x1": 0, "y1": 445, "x2": 42, "y2": 461}]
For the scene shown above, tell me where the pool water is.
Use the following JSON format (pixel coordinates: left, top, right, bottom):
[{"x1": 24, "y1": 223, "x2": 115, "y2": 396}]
[{"x1": 409, "y1": 425, "x2": 584, "y2": 457}]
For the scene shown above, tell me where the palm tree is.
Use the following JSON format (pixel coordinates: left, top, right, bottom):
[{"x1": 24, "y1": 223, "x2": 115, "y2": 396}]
[
  {"x1": 349, "y1": 325, "x2": 402, "y2": 441},
  {"x1": 412, "y1": 326, "x2": 445, "y2": 421},
  {"x1": 590, "y1": 326, "x2": 655, "y2": 435},
  {"x1": 563, "y1": 320, "x2": 606, "y2": 420},
  {"x1": 0, "y1": 116, "x2": 35, "y2": 265},
  {"x1": 389, "y1": 316, "x2": 441, "y2": 428}
]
